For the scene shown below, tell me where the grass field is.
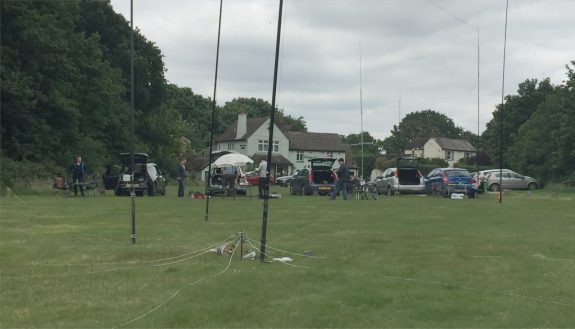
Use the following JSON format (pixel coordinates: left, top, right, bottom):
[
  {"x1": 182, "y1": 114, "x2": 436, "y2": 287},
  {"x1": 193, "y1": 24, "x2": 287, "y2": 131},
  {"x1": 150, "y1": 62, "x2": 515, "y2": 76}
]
[{"x1": 1, "y1": 183, "x2": 574, "y2": 328}]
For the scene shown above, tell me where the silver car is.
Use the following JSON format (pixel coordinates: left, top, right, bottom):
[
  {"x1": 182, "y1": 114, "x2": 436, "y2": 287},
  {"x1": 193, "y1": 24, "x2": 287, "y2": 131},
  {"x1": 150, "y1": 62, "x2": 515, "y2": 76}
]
[
  {"x1": 484, "y1": 170, "x2": 539, "y2": 191},
  {"x1": 370, "y1": 157, "x2": 426, "y2": 196}
]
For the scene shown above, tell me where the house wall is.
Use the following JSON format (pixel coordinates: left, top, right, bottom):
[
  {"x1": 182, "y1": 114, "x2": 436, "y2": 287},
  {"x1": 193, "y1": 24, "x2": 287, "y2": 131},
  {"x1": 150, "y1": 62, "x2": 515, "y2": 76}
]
[
  {"x1": 214, "y1": 119, "x2": 289, "y2": 158},
  {"x1": 423, "y1": 139, "x2": 475, "y2": 167},
  {"x1": 423, "y1": 139, "x2": 443, "y2": 160},
  {"x1": 216, "y1": 140, "x2": 246, "y2": 154},
  {"x1": 452, "y1": 151, "x2": 474, "y2": 166},
  {"x1": 404, "y1": 149, "x2": 424, "y2": 157},
  {"x1": 246, "y1": 120, "x2": 290, "y2": 157}
]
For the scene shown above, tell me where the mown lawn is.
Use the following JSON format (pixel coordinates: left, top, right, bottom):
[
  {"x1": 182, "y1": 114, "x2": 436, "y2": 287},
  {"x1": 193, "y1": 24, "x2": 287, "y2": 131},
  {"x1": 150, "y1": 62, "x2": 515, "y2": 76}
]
[{"x1": 1, "y1": 185, "x2": 574, "y2": 328}]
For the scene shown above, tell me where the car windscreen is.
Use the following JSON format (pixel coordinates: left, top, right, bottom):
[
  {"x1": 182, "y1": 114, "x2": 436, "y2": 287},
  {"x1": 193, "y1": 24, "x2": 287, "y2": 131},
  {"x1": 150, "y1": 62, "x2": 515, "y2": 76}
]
[{"x1": 445, "y1": 169, "x2": 470, "y2": 177}]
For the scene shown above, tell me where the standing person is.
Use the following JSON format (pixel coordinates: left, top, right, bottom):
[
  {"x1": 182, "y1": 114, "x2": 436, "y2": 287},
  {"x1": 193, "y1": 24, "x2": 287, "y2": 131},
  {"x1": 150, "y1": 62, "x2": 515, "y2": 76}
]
[
  {"x1": 257, "y1": 159, "x2": 268, "y2": 199},
  {"x1": 332, "y1": 158, "x2": 349, "y2": 200},
  {"x1": 222, "y1": 165, "x2": 236, "y2": 197},
  {"x1": 70, "y1": 155, "x2": 86, "y2": 196},
  {"x1": 176, "y1": 158, "x2": 187, "y2": 197}
]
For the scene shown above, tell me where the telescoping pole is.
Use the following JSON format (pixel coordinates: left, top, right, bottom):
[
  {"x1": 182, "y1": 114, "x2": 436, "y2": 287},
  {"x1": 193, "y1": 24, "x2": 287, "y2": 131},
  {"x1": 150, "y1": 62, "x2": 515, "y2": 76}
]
[
  {"x1": 260, "y1": 0, "x2": 283, "y2": 262},
  {"x1": 130, "y1": 0, "x2": 136, "y2": 244}
]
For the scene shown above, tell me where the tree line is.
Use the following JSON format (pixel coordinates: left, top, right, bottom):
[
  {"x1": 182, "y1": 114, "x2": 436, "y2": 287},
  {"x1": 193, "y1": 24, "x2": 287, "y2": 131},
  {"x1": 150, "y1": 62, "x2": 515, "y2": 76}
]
[
  {"x1": 1, "y1": 0, "x2": 573, "y2": 187},
  {"x1": 0, "y1": 0, "x2": 305, "y2": 186}
]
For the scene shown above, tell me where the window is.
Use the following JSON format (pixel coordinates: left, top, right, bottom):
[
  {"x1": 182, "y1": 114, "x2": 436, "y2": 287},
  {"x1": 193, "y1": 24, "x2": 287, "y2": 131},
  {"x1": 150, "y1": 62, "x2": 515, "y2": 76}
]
[
  {"x1": 296, "y1": 151, "x2": 304, "y2": 162},
  {"x1": 465, "y1": 152, "x2": 472, "y2": 158},
  {"x1": 326, "y1": 152, "x2": 333, "y2": 158},
  {"x1": 445, "y1": 150, "x2": 453, "y2": 161},
  {"x1": 227, "y1": 143, "x2": 234, "y2": 150},
  {"x1": 259, "y1": 140, "x2": 279, "y2": 152},
  {"x1": 240, "y1": 144, "x2": 246, "y2": 150},
  {"x1": 258, "y1": 140, "x2": 268, "y2": 152}
]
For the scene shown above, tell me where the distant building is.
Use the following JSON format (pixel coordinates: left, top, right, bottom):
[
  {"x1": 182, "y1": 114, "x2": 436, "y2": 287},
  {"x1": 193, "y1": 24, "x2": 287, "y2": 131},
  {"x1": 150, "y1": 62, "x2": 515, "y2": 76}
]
[
  {"x1": 405, "y1": 137, "x2": 476, "y2": 167},
  {"x1": 208, "y1": 113, "x2": 351, "y2": 178}
]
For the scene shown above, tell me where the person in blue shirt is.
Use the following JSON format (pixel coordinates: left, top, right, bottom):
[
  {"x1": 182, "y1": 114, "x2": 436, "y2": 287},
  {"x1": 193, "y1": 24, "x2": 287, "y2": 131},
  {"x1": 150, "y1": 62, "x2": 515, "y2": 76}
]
[
  {"x1": 331, "y1": 158, "x2": 349, "y2": 200},
  {"x1": 69, "y1": 155, "x2": 86, "y2": 196},
  {"x1": 222, "y1": 165, "x2": 237, "y2": 197}
]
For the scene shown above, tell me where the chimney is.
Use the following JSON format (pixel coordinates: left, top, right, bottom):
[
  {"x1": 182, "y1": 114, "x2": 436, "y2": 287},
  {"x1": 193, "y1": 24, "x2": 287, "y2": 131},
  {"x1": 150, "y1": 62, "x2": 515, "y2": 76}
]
[{"x1": 236, "y1": 112, "x2": 247, "y2": 139}]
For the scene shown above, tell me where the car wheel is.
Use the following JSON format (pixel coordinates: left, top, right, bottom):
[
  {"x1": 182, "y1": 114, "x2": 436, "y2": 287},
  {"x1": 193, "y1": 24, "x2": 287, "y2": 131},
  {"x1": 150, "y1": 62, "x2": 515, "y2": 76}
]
[
  {"x1": 527, "y1": 182, "x2": 537, "y2": 190},
  {"x1": 489, "y1": 183, "x2": 500, "y2": 192}
]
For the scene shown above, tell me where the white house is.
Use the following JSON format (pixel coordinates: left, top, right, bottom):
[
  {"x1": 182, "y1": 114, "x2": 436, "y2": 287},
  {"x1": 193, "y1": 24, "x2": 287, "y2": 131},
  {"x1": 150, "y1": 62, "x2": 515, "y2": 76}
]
[
  {"x1": 405, "y1": 137, "x2": 476, "y2": 167},
  {"x1": 210, "y1": 113, "x2": 350, "y2": 177}
]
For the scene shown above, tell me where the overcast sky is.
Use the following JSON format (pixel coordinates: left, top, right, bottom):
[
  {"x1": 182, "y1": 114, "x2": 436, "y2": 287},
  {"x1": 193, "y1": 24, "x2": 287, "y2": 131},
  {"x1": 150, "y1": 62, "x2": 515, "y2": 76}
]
[{"x1": 110, "y1": 0, "x2": 574, "y2": 140}]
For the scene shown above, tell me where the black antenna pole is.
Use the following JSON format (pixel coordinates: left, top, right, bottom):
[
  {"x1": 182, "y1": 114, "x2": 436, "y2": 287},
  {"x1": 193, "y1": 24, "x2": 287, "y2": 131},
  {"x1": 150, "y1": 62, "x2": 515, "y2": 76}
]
[
  {"x1": 476, "y1": 22, "x2": 480, "y2": 173},
  {"x1": 499, "y1": 0, "x2": 509, "y2": 204},
  {"x1": 359, "y1": 38, "x2": 364, "y2": 179},
  {"x1": 130, "y1": 0, "x2": 136, "y2": 244},
  {"x1": 204, "y1": 0, "x2": 224, "y2": 222},
  {"x1": 260, "y1": 0, "x2": 283, "y2": 262}
]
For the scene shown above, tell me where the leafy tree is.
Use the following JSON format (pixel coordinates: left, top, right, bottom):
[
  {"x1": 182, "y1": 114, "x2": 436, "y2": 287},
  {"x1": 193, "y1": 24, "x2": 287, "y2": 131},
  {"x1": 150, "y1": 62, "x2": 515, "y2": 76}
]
[
  {"x1": 1, "y1": 0, "x2": 129, "y2": 171},
  {"x1": 481, "y1": 78, "x2": 555, "y2": 167},
  {"x1": 77, "y1": 0, "x2": 168, "y2": 156},
  {"x1": 507, "y1": 62, "x2": 575, "y2": 183},
  {"x1": 165, "y1": 84, "x2": 214, "y2": 152},
  {"x1": 382, "y1": 110, "x2": 466, "y2": 155},
  {"x1": 221, "y1": 97, "x2": 307, "y2": 132},
  {"x1": 341, "y1": 132, "x2": 383, "y2": 178}
]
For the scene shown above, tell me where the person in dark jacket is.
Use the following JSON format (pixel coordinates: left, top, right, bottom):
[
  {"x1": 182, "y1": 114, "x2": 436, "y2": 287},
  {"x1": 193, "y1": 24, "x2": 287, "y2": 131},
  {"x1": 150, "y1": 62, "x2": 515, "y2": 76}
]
[
  {"x1": 70, "y1": 155, "x2": 86, "y2": 196},
  {"x1": 176, "y1": 158, "x2": 187, "y2": 197},
  {"x1": 331, "y1": 158, "x2": 349, "y2": 200}
]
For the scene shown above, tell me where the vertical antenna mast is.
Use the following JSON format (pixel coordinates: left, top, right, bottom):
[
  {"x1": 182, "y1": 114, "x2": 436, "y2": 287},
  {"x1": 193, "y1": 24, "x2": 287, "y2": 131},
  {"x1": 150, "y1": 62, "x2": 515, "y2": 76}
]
[
  {"x1": 359, "y1": 39, "x2": 364, "y2": 179},
  {"x1": 398, "y1": 95, "x2": 401, "y2": 125},
  {"x1": 204, "y1": 0, "x2": 224, "y2": 222},
  {"x1": 129, "y1": 0, "x2": 136, "y2": 244},
  {"x1": 499, "y1": 0, "x2": 509, "y2": 204},
  {"x1": 260, "y1": 0, "x2": 283, "y2": 262},
  {"x1": 476, "y1": 21, "x2": 480, "y2": 173}
]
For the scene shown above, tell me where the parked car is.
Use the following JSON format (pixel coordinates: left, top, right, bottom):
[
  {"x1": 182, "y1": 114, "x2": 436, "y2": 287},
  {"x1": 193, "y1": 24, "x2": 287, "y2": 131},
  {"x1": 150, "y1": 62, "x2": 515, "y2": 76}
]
[
  {"x1": 369, "y1": 157, "x2": 426, "y2": 196},
  {"x1": 103, "y1": 153, "x2": 166, "y2": 196},
  {"x1": 243, "y1": 170, "x2": 275, "y2": 186},
  {"x1": 425, "y1": 167, "x2": 475, "y2": 197},
  {"x1": 205, "y1": 166, "x2": 247, "y2": 195},
  {"x1": 470, "y1": 169, "x2": 513, "y2": 190},
  {"x1": 275, "y1": 170, "x2": 299, "y2": 187},
  {"x1": 484, "y1": 170, "x2": 539, "y2": 191},
  {"x1": 290, "y1": 158, "x2": 337, "y2": 196}
]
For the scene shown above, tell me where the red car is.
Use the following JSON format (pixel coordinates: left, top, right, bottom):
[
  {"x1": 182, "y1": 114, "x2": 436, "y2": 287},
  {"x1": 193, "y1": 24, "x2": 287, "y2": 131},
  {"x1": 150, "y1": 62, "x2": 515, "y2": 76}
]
[{"x1": 243, "y1": 171, "x2": 275, "y2": 186}]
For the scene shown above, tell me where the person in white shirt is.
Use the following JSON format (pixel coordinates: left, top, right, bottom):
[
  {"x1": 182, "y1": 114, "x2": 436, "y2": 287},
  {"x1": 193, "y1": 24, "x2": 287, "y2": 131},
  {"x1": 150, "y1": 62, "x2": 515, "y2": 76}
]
[{"x1": 256, "y1": 160, "x2": 268, "y2": 199}]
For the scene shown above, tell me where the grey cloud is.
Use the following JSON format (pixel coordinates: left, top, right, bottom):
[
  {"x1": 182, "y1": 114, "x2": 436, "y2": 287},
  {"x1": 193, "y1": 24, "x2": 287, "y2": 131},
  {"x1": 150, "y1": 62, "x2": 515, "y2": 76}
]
[{"x1": 112, "y1": 0, "x2": 575, "y2": 139}]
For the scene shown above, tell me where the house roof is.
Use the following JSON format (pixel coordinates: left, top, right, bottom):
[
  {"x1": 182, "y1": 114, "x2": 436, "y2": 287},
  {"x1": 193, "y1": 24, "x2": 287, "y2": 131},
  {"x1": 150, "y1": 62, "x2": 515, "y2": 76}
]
[
  {"x1": 432, "y1": 137, "x2": 476, "y2": 152},
  {"x1": 286, "y1": 131, "x2": 347, "y2": 152},
  {"x1": 406, "y1": 138, "x2": 428, "y2": 149},
  {"x1": 214, "y1": 117, "x2": 270, "y2": 142},
  {"x1": 250, "y1": 153, "x2": 293, "y2": 166}
]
